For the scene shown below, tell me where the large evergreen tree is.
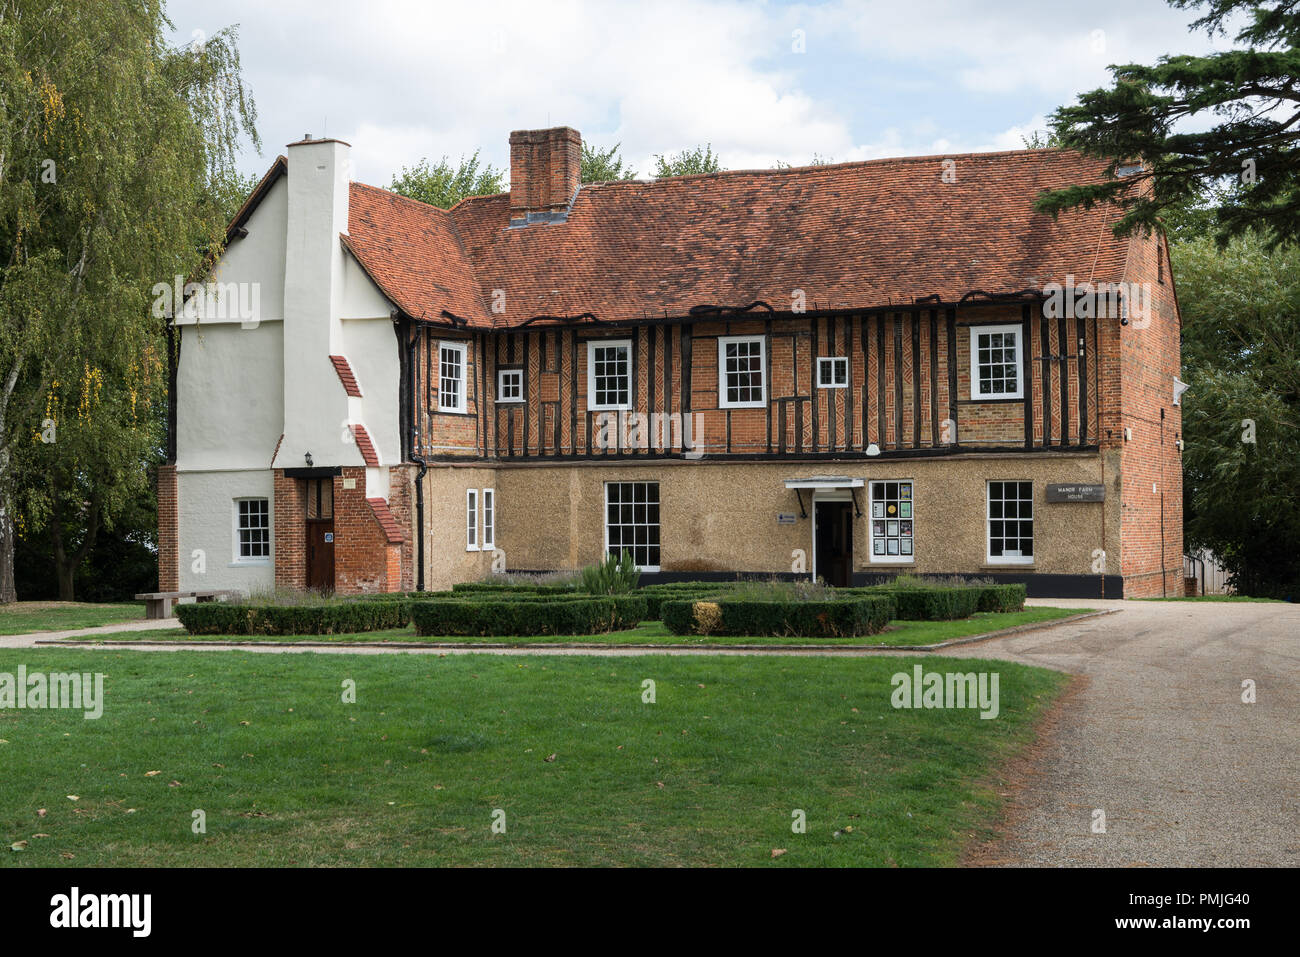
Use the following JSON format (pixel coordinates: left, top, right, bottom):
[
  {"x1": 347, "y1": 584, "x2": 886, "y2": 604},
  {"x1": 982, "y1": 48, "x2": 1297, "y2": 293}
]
[{"x1": 1035, "y1": 0, "x2": 1299, "y2": 248}]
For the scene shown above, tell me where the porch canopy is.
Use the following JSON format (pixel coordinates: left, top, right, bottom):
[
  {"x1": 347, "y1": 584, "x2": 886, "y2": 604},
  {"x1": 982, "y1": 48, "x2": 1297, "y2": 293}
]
[{"x1": 783, "y1": 476, "x2": 864, "y2": 518}]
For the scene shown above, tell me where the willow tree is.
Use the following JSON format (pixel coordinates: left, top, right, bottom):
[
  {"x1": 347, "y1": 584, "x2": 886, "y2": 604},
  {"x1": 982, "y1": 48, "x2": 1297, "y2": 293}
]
[{"x1": 0, "y1": 1, "x2": 258, "y2": 601}]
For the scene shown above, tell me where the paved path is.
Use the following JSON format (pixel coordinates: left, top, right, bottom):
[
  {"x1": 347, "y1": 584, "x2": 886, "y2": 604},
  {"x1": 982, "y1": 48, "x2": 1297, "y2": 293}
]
[{"x1": 6, "y1": 598, "x2": 1296, "y2": 866}]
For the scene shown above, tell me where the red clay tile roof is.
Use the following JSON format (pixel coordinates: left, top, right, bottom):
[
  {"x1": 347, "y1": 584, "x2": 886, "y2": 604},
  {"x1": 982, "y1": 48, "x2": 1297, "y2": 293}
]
[
  {"x1": 366, "y1": 497, "x2": 405, "y2": 544},
  {"x1": 341, "y1": 148, "x2": 1133, "y2": 329},
  {"x1": 329, "y1": 355, "x2": 363, "y2": 397},
  {"x1": 351, "y1": 424, "x2": 379, "y2": 467}
]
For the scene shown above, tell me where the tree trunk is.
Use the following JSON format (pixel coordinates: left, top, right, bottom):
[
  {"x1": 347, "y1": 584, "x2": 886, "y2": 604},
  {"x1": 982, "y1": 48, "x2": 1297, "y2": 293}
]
[{"x1": 0, "y1": 500, "x2": 15, "y2": 604}]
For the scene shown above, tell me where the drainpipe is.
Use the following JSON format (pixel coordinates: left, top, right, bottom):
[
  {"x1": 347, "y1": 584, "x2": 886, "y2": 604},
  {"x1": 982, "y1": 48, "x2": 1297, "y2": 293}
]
[{"x1": 406, "y1": 334, "x2": 428, "y2": 590}]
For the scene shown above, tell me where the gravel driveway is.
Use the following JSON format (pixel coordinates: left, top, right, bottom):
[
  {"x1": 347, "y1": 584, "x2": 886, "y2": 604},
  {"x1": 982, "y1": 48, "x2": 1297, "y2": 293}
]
[{"x1": 959, "y1": 599, "x2": 1300, "y2": 867}]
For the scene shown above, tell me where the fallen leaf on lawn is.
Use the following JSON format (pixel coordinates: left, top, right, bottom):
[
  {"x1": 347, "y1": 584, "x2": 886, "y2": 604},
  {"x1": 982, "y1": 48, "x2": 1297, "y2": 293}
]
[
  {"x1": 239, "y1": 721, "x2": 250, "y2": 726},
  {"x1": 37, "y1": 809, "x2": 46, "y2": 818},
  {"x1": 212, "y1": 763, "x2": 224, "y2": 769},
  {"x1": 655, "y1": 781, "x2": 665, "y2": 788},
  {"x1": 0, "y1": 739, "x2": 8, "y2": 744},
  {"x1": 60, "y1": 852, "x2": 75, "y2": 860},
  {"x1": 125, "y1": 809, "x2": 136, "y2": 814},
  {"x1": 66, "y1": 795, "x2": 79, "y2": 801},
  {"x1": 144, "y1": 770, "x2": 162, "y2": 777},
  {"x1": 771, "y1": 848, "x2": 787, "y2": 859},
  {"x1": 32, "y1": 833, "x2": 50, "y2": 839},
  {"x1": 168, "y1": 781, "x2": 182, "y2": 788},
  {"x1": 10, "y1": 841, "x2": 27, "y2": 851},
  {"x1": 544, "y1": 753, "x2": 557, "y2": 763}
]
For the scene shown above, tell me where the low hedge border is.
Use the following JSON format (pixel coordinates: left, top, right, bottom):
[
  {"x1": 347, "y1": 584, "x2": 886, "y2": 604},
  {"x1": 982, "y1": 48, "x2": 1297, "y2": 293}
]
[
  {"x1": 176, "y1": 600, "x2": 411, "y2": 636},
  {"x1": 410, "y1": 595, "x2": 646, "y2": 637},
  {"x1": 661, "y1": 596, "x2": 894, "y2": 638}
]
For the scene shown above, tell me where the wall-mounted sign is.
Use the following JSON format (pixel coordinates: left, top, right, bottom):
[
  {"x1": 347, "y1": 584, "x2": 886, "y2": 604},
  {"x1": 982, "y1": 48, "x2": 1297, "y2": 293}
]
[
  {"x1": 777, "y1": 513, "x2": 798, "y2": 524},
  {"x1": 324, "y1": 532, "x2": 334, "y2": 543},
  {"x1": 1046, "y1": 483, "x2": 1104, "y2": 503}
]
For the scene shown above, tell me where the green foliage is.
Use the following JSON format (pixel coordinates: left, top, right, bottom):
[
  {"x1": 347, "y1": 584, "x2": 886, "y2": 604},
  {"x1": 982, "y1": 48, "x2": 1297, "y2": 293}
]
[
  {"x1": 581, "y1": 142, "x2": 637, "y2": 182},
  {"x1": 873, "y1": 587, "x2": 981, "y2": 621},
  {"x1": 652, "y1": 144, "x2": 723, "y2": 178},
  {"x1": 1035, "y1": 0, "x2": 1300, "y2": 248},
  {"x1": 975, "y1": 584, "x2": 1028, "y2": 614},
  {"x1": 580, "y1": 550, "x2": 640, "y2": 594},
  {"x1": 410, "y1": 596, "x2": 646, "y2": 637},
  {"x1": 1021, "y1": 129, "x2": 1064, "y2": 149},
  {"x1": 176, "y1": 600, "x2": 411, "y2": 636},
  {"x1": 388, "y1": 152, "x2": 505, "y2": 209},
  {"x1": 0, "y1": 1, "x2": 258, "y2": 600},
  {"x1": 661, "y1": 596, "x2": 894, "y2": 638},
  {"x1": 1172, "y1": 229, "x2": 1300, "y2": 597}
]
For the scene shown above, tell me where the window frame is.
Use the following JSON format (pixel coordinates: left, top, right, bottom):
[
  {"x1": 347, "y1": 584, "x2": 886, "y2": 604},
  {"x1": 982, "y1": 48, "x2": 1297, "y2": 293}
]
[
  {"x1": 482, "y1": 488, "x2": 495, "y2": 550},
  {"x1": 603, "y1": 481, "x2": 661, "y2": 572},
  {"x1": 969, "y1": 323, "x2": 1024, "y2": 401},
  {"x1": 586, "y1": 339, "x2": 633, "y2": 412},
  {"x1": 496, "y1": 368, "x2": 524, "y2": 404},
  {"x1": 985, "y1": 480, "x2": 1035, "y2": 565},
  {"x1": 465, "y1": 488, "x2": 479, "y2": 551},
  {"x1": 438, "y1": 341, "x2": 468, "y2": 414},
  {"x1": 233, "y1": 497, "x2": 271, "y2": 564},
  {"x1": 867, "y1": 480, "x2": 915, "y2": 564},
  {"x1": 816, "y1": 355, "x2": 848, "y2": 389},
  {"x1": 717, "y1": 334, "x2": 767, "y2": 409}
]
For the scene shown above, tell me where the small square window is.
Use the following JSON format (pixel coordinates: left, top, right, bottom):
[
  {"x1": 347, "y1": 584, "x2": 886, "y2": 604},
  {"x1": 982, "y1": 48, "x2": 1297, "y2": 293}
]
[
  {"x1": 497, "y1": 369, "x2": 523, "y2": 403},
  {"x1": 817, "y1": 356, "x2": 848, "y2": 388}
]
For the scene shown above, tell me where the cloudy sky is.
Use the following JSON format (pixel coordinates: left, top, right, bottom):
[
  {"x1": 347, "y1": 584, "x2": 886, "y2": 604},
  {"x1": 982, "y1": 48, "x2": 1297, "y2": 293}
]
[{"x1": 164, "y1": 0, "x2": 1234, "y2": 187}]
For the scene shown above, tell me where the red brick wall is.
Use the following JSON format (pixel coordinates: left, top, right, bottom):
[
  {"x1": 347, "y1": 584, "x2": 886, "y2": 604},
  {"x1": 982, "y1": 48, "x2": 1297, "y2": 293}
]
[
  {"x1": 273, "y1": 470, "x2": 306, "y2": 590},
  {"x1": 332, "y1": 466, "x2": 402, "y2": 594},
  {"x1": 1114, "y1": 229, "x2": 1184, "y2": 597},
  {"x1": 156, "y1": 464, "x2": 179, "y2": 591}
]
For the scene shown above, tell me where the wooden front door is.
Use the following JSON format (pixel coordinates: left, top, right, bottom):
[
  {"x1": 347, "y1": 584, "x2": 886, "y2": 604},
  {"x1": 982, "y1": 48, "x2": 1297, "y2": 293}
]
[
  {"x1": 814, "y1": 501, "x2": 853, "y2": 587},
  {"x1": 306, "y1": 519, "x2": 335, "y2": 593}
]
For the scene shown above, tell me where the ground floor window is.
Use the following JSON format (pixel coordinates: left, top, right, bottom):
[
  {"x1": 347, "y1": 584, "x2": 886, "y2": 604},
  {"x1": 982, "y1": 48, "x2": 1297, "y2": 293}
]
[
  {"x1": 868, "y1": 480, "x2": 913, "y2": 560},
  {"x1": 605, "y1": 481, "x2": 660, "y2": 569},
  {"x1": 482, "y1": 488, "x2": 495, "y2": 549},
  {"x1": 987, "y1": 480, "x2": 1033, "y2": 563},
  {"x1": 466, "y1": 488, "x2": 478, "y2": 550},
  {"x1": 235, "y1": 498, "x2": 270, "y2": 561}
]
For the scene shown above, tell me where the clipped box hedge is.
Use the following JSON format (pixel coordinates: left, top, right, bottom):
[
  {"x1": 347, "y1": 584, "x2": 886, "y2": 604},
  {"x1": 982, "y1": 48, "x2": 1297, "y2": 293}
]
[
  {"x1": 976, "y1": 583, "x2": 1027, "y2": 613},
  {"x1": 876, "y1": 587, "x2": 981, "y2": 621},
  {"x1": 661, "y1": 595, "x2": 894, "y2": 638},
  {"x1": 450, "y1": 582, "x2": 581, "y2": 595},
  {"x1": 410, "y1": 595, "x2": 646, "y2": 637},
  {"x1": 176, "y1": 600, "x2": 411, "y2": 636}
]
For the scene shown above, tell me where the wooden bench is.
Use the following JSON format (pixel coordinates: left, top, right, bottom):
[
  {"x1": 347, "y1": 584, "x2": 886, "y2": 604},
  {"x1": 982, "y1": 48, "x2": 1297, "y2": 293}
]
[{"x1": 135, "y1": 590, "x2": 242, "y2": 620}]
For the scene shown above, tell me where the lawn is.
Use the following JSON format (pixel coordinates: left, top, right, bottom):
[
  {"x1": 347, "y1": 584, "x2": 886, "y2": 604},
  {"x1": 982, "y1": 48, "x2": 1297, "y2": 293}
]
[
  {"x1": 0, "y1": 648, "x2": 1067, "y2": 866},
  {"x1": 73, "y1": 607, "x2": 1088, "y2": 646},
  {"x1": 0, "y1": 602, "x2": 144, "y2": 635}
]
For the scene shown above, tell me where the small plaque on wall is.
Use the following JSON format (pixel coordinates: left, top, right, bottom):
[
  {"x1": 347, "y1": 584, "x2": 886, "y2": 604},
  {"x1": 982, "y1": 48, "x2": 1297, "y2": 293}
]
[
  {"x1": 1046, "y1": 483, "x2": 1104, "y2": 503},
  {"x1": 777, "y1": 513, "x2": 797, "y2": 524}
]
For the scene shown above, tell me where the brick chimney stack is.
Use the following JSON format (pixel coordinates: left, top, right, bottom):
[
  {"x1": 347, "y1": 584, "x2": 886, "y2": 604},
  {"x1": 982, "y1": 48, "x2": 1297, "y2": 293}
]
[{"x1": 508, "y1": 126, "x2": 581, "y2": 226}]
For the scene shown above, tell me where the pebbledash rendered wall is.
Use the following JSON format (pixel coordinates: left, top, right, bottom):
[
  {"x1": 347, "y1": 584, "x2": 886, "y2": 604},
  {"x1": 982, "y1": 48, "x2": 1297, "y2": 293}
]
[{"x1": 412, "y1": 453, "x2": 1124, "y2": 593}]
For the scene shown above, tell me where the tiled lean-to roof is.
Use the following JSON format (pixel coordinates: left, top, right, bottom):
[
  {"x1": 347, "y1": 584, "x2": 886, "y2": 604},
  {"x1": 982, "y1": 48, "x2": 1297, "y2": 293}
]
[{"x1": 339, "y1": 148, "x2": 1133, "y2": 329}]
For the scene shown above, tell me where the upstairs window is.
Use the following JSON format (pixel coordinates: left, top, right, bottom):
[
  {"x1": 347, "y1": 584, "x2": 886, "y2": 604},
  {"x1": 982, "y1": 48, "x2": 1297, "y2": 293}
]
[
  {"x1": 718, "y1": 335, "x2": 766, "y2": 408},
  {"x1": 970, "y1": 324, "x2": 1022, "y2": 400},
  {"x1": 817, "y1": 356, "x2": 848, "y2": 389},
  {"x1": 497, "y1": 369, "x2": 523, "y2": 403},
  {"x1": 235, "y1": 498, "x2": 270, "y2": 561},
  {"x1": 439, "y1": 342, "x2": 468, "y2": 413},
  {"x1": 587, "y1": 340, "x2": 632, "y2": 411}
]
